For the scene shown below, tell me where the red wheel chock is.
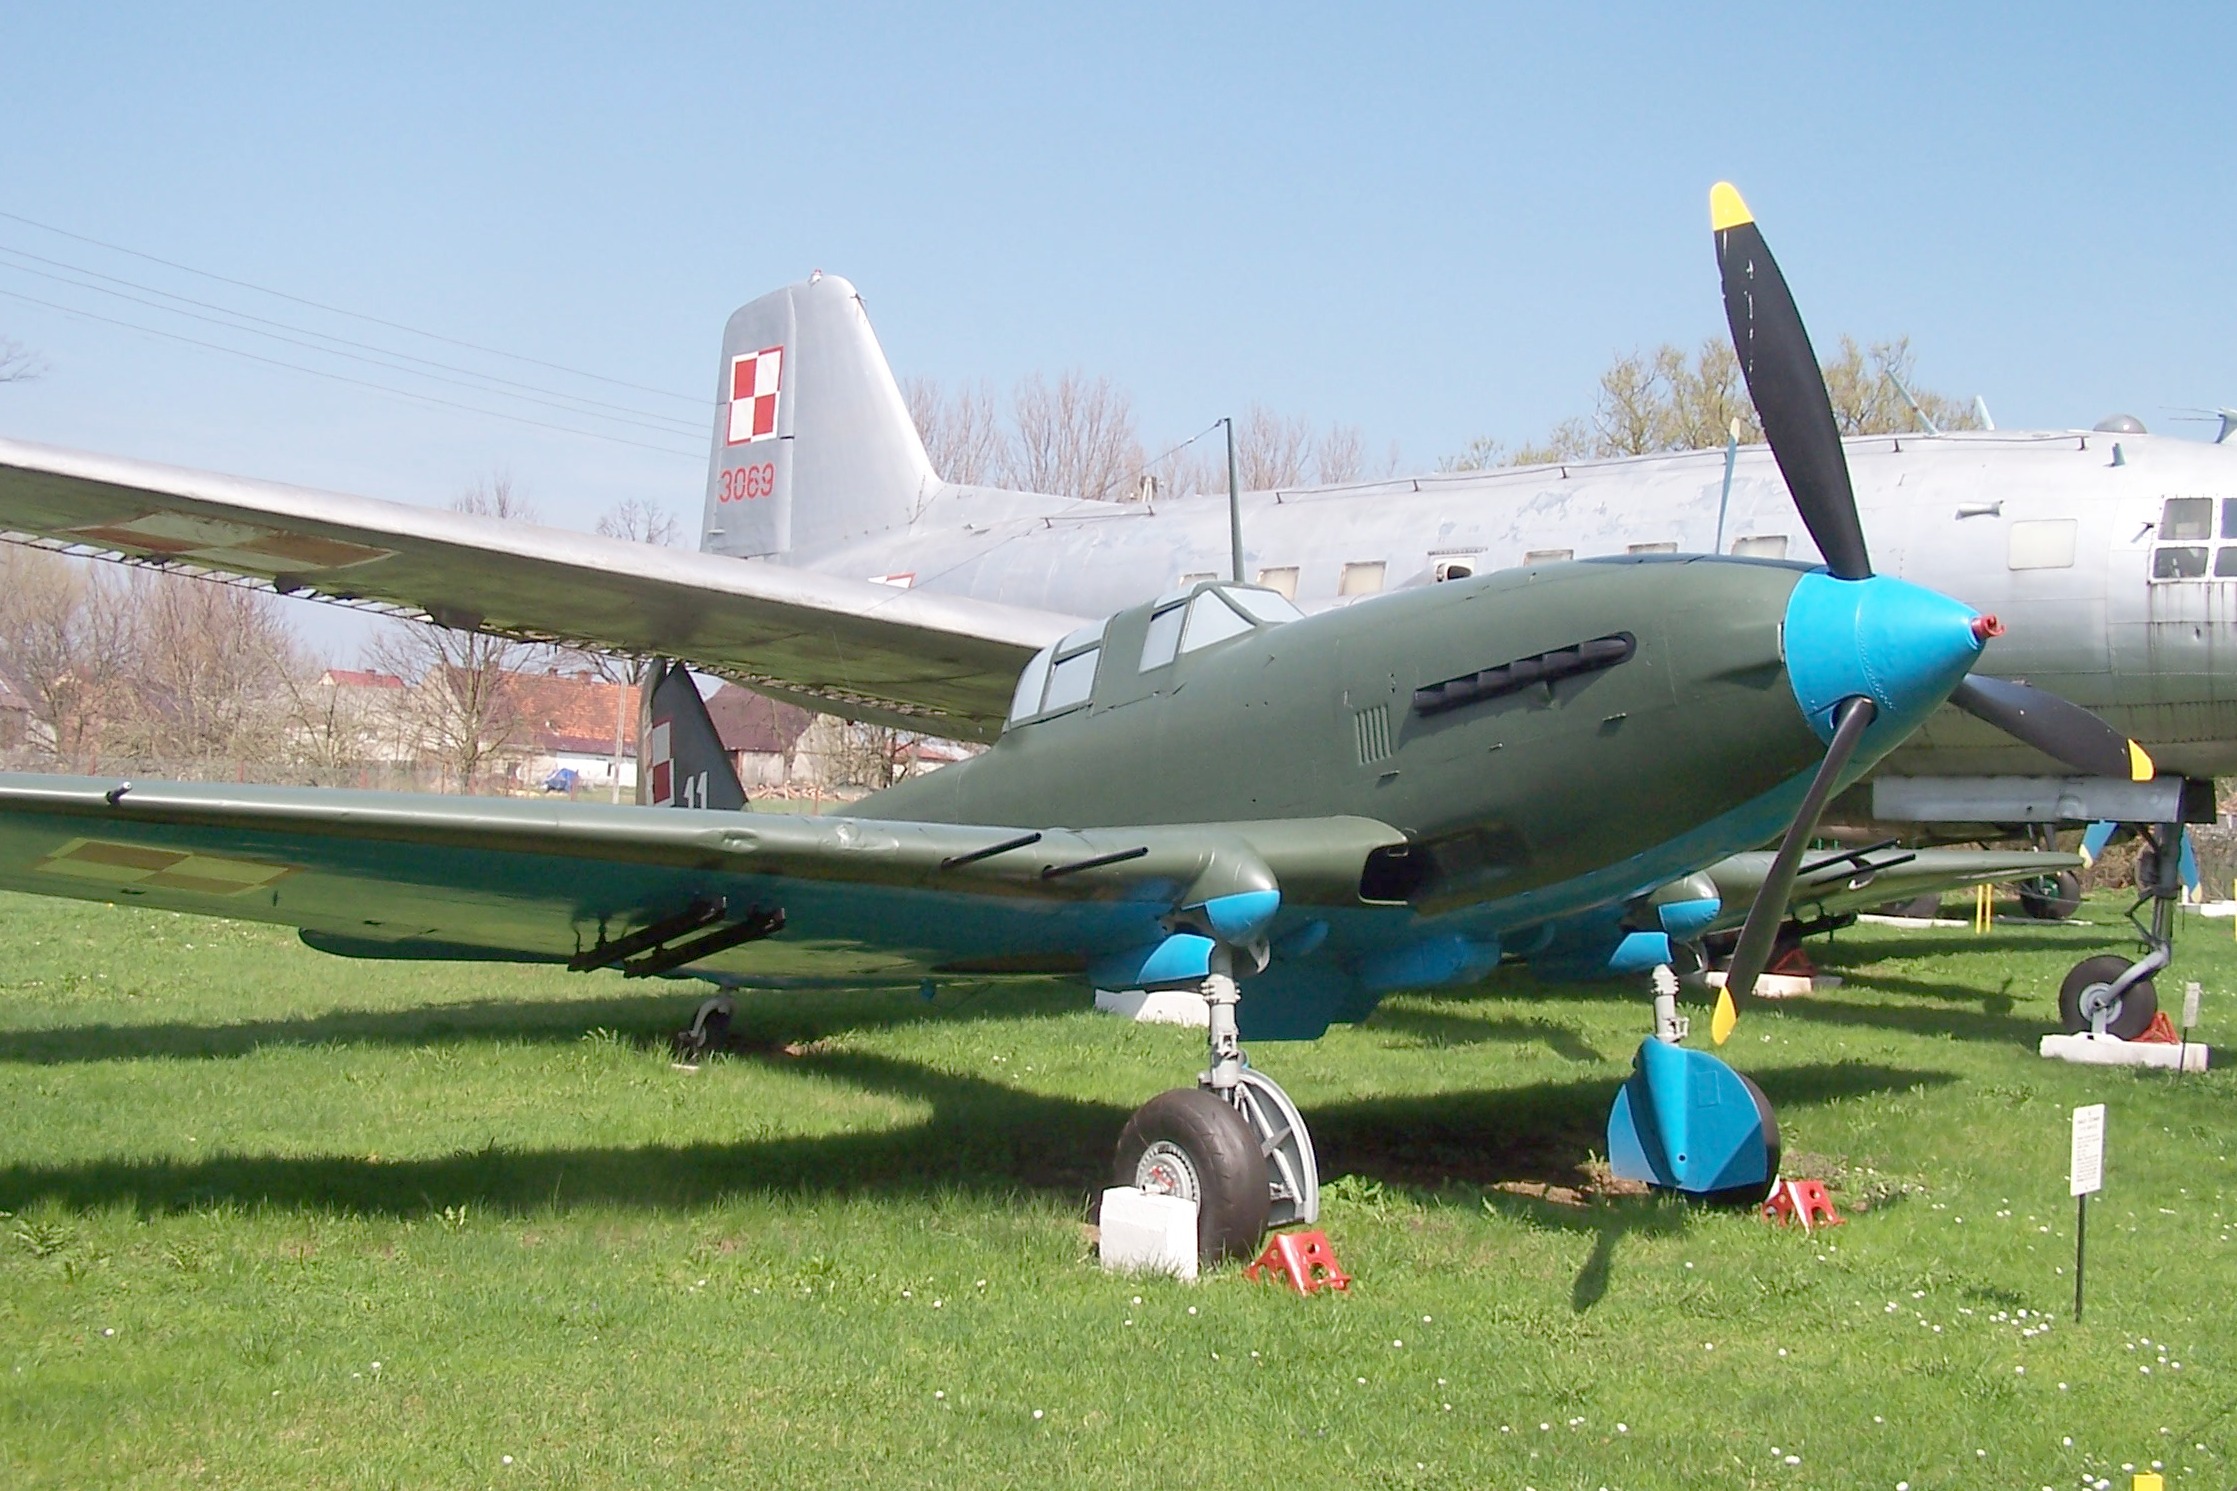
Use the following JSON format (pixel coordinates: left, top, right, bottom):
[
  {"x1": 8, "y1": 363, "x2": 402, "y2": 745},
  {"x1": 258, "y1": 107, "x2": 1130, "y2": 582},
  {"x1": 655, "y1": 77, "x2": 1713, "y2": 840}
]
[
  {"x1": 1760, "y1": 1178, "x2": 1843, "y2": 1231},
  {"x1": 1245, "y1": 1229, "x2": 1352, "y2": 1294}
]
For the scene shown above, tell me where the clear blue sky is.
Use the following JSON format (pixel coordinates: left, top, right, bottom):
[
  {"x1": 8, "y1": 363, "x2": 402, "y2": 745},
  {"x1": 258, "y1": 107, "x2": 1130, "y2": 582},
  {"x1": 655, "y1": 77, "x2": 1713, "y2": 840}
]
[{"x1": 2, "y1": 1, "x2": 2231, "y2": 555}]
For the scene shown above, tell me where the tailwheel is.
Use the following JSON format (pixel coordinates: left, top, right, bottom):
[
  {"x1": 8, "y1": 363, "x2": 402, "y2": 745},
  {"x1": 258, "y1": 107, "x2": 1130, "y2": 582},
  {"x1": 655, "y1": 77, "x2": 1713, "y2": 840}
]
[
  {"x1": 2018, "y1": 870, "x2": 2082, "y2": 921},
  {"x1": 2058, "y1": 955, "x2": 2158, "y2": 1039},
  {"x1": 1114, "y1": 1088, "x2": 1270, "y2": 1265},
  {"x1": 670, "y1": 994, "x2": 735, "y2": 1063}
]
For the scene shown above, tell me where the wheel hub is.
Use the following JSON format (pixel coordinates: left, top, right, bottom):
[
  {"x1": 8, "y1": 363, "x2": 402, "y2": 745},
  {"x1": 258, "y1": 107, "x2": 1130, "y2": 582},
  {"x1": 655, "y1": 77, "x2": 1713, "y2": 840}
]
[
  {"x1": 1135, "y1": 1140, "x2": 1203, "y2": 1203},
  {"x1": 2079, "y1": 982, "x2": 2124, "y2": 1022}
]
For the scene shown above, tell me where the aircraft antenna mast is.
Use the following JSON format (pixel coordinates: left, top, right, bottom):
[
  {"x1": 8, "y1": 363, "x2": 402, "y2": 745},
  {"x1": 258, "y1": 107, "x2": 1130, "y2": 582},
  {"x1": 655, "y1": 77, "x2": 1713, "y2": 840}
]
[{"x1": 1225, "y1": 416, "x2": 1245, "y2": 583}]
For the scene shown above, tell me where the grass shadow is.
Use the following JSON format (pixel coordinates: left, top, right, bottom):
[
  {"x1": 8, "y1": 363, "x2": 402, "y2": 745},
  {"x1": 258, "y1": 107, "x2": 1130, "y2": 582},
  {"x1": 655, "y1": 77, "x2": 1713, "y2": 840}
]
[
  {"x1": 0, "y1": 1054, "x2": 1953, "y2": 1223},
  {"x1": 0, "y1": 977, "x2": 1081, "y2": 1066}
]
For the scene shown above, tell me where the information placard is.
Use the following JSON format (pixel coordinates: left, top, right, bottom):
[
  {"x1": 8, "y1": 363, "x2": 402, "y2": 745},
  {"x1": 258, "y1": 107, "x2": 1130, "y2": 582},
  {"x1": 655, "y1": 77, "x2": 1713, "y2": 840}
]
[{"x1": 2070, "y1": 1103, "x2": 2106, "y2": 1197}]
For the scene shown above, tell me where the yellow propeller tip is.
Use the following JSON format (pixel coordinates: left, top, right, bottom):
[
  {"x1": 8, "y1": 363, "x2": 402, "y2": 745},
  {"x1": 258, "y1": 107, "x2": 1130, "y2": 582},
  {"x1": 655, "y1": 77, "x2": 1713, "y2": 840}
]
[
  {"x1": 1710, "y1": 182, "x2": 1754, "y2": 232},
  {"x1": 2128, "y1": 740, "x2": 2155, "y2": 783},
  {"x1": 1711, "y1": 986, "x2": 1738, "y2": 1045}
]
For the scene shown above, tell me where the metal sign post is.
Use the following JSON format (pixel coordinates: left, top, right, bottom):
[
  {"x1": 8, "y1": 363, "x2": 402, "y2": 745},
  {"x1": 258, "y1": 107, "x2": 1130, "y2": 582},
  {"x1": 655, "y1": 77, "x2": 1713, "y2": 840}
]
[
  {"x1": 1224, "y1": 417, "x2": 1244, "y2": 585},
  {"x1": 2070, "y1": 1103, "x2": 2106, "y2": 1321}
]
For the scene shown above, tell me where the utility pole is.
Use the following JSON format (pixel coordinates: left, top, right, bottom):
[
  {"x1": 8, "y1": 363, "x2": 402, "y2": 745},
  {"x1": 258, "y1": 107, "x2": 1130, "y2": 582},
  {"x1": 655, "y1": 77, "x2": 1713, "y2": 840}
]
[{"x1": 1225, "y1": 416, "x2": 1244, "y2": 583}]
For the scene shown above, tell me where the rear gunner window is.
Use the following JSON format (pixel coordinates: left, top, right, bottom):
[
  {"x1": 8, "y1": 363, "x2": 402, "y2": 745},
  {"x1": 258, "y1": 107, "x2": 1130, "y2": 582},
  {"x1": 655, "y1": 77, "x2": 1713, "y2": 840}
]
[{"x1": 2154, "y1": 546, "x2": 2208, "y2": 580}]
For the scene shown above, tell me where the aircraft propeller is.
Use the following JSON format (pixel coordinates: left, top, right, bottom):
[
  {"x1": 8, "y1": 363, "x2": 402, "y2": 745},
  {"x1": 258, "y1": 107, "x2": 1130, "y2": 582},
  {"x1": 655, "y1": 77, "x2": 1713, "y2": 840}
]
[{"x1": 1707, "y1": 183, "x2": 2153, "y2": 1043}]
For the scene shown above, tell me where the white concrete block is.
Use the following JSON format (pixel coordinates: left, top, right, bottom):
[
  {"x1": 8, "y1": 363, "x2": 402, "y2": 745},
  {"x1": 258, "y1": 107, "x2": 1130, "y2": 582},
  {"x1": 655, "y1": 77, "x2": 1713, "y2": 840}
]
[
  {"x1": 1098, "y1": 1186, "x2": 1199, "y2": 1280},
  {"x1": 1093, "y1": 988, "x2": 1210, "y2": 1026},
  {"x1": 2039, "y1": 1033, "x2": 2208, "y2": 1071}
]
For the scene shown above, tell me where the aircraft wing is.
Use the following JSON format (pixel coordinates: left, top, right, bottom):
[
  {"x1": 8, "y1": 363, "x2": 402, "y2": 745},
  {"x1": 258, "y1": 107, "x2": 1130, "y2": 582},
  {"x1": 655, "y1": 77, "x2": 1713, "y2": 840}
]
[
  {"x1": 0, "y1": 437, "x2": 1084, "y2": 742},
  {"x1": 0, "y1": 773, "x2": 1400, "y2": 990},
  {"x1": 1700, "y1": 846, "x2": 2085, "y2": 933}
]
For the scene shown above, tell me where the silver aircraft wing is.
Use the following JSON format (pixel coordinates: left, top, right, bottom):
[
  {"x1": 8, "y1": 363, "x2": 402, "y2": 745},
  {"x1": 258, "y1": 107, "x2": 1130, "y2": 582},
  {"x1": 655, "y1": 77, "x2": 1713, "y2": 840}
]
[{"x1": 0, "y1": 437, "x2": 1083, "y2": 742}]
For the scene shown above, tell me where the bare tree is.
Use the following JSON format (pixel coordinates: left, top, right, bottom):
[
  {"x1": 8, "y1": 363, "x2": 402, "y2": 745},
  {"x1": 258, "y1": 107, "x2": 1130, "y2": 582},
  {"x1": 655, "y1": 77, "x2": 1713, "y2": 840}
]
[
  {"x1": 0, "y1": 337, "x2": 42, "y2": 385},
  {"x1": 903, "y1": 376, "x2": 1009, "y2": 486},
  {"x1": 119, "y1": 572, "x2": 299, "y2": 765},
  {"x1": 370, "y1": 478, "x2": 538, "y2": 792},
  {"x1": 1010, "y1": 371, "x2": 1143, "y2": 500},
  {"x1": 594, "y1": 496, "x2": 681, "y2": 549},
  {"x1": 0, "y1": 548, "x2": 135, "y2": 769}
]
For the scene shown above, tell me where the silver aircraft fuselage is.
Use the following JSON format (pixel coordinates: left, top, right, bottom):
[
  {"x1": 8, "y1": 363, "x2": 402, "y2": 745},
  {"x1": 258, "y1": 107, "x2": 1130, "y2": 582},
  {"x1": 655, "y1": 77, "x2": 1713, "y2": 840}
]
[{"x1": 790, "y1": 430, "x2": 2237, "y2": 777}]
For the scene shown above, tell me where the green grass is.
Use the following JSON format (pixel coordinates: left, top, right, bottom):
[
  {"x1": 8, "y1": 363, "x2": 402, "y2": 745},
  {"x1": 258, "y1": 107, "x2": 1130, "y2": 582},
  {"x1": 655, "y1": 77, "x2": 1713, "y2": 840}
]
[{"x1": 1, "y1": 890, "x2": 2233, "y2": 1489}]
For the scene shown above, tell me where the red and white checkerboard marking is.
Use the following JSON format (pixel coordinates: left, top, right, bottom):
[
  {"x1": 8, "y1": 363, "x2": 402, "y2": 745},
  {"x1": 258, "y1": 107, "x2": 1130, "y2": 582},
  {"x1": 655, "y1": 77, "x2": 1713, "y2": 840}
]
[{"x1": 727, "y1": 345, "x2": 783, "y2": 444}]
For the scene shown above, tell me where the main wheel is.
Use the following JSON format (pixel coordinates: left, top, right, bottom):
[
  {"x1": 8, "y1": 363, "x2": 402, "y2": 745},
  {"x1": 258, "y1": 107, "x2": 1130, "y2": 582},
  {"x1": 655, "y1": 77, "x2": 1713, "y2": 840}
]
[
  {"x1": 2057, "y1": 955, "x2": 2159, "y2": 1039},
  {"x1": 670, "y1": 995, "x2": 735, "y2": 1062},
  {"x1": 1113, "y1": 1088, "x2": 1270, "y2": 1265},
  {"x1": 2018, "y1": 870, "x2": 2083, "y2": 921}
]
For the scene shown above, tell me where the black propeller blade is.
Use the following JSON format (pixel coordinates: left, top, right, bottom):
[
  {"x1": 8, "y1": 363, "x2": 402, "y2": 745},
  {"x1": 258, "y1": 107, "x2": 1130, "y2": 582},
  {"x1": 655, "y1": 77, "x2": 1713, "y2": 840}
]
[
  {"x1": 1949, "y1": 674, "x2": 2154, "y2": 782},
  {"x1": 1714, "y1": 695, "x2": 1877, "y2": 1041},
  {"x1": 1712, "y1": 183, "x2": 1873, "y2": 581}
]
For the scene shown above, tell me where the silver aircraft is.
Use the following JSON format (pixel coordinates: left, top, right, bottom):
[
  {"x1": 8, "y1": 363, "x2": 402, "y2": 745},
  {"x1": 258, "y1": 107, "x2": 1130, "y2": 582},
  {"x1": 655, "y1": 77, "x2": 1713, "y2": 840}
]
[{"x1": 0, "y1": 223, "x2": 2230, "y2": 1017}]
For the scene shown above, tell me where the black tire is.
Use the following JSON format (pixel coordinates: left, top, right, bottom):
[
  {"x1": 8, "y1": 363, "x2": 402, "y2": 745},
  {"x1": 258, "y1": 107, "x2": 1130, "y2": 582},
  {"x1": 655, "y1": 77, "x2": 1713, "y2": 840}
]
[
  {"x1": 670, "y1": 995, "x2": 735, "y2": 1062},
  {"x1": 1113, "y1": 1088, "x2": 1270, "y2": 1265},
  {"x1": 2018, "y1": 870, "x2": 2083, "y2": 921},
  {"x1": 2057, "y1": 955, "x2": 2159, "y2": 1039}
]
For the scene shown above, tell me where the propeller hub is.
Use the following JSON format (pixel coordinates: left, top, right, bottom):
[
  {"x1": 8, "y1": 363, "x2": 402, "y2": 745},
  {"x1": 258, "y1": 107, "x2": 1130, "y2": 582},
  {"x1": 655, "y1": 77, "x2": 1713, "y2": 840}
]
[{"x1": 1784, "y1": 571, "x2": 1984, "y2": 747}]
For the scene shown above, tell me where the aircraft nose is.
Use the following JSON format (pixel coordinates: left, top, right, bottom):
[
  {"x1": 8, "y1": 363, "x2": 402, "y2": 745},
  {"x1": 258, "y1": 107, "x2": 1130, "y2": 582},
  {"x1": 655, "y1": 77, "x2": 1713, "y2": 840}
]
[{"x1": 1782, "y1": 570, "x2": 1984, "y2": 745}]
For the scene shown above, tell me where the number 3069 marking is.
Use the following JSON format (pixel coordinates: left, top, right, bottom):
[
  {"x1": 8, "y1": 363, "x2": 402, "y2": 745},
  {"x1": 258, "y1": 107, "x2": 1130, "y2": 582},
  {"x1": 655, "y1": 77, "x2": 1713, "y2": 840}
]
[{"x1": 718, "y1": 463, "x2": 776, "y2": 502}]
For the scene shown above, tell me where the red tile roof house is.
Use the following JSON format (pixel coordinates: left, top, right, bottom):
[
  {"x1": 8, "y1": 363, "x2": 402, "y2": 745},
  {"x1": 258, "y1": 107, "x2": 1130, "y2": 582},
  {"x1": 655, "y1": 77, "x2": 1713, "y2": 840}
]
[{"x1": 501, "y1": 671, "x2": 639, "y2": 796}]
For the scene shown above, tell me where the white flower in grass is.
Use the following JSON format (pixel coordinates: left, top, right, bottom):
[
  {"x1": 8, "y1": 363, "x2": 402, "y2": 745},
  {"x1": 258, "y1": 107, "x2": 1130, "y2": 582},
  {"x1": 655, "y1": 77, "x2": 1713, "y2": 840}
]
[
  {"x1": 1032, "y1": 1409, "x2": 1043, "y2": 1421},
  {"x1": 1784, "y1": 1455, "x2": 1800, "y2": 1466},
  {"x1": 501, "y1": 1456, "x2": 514, "y2": 1466}
]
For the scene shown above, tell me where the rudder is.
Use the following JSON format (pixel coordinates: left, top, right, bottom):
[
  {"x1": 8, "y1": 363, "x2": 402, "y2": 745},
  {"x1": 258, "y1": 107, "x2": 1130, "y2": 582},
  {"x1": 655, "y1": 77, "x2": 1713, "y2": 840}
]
[{"x1": 701, "y1": 272, "x2": 936, "y2": 560}]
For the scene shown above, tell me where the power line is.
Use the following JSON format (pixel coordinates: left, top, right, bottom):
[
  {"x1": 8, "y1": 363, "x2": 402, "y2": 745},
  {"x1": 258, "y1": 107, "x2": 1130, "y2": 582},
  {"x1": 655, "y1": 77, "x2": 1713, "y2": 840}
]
[
  {"x1": 0, "y1": 286, "x2": 705, "y2": 461},
  {"x1": 0, "y1": 241, "x2": 709, "y2": 435},
  {"x1": 0, "y1": 253, "x2": 708, "y2": 441},
  {"x1": 0, "y1": 207, "x2": 706, "y2": 406}
]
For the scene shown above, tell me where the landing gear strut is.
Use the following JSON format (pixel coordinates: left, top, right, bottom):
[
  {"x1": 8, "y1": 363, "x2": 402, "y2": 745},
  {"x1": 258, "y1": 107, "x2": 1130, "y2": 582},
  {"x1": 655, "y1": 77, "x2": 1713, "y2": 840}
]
[
  {"x1": 670, "y1": 994, "x2": 735, "y2": 1063},
  {"x1": 2057, "y1": 822, "x2": 2178, "y2": 1038},
  {"x1": 1113, "y1": 956, "x2": 1320, "y2": 1265}
]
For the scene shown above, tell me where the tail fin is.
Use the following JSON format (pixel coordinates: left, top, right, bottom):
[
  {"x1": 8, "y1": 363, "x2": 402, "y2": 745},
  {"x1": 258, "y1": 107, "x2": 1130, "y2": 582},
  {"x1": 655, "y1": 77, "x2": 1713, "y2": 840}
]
[
  {"x1": 638, "y1": 661, "x2": 746, "y2": 811},
  {"x1": 700, "y1": 272, "x2": 937, "y2": 560}
]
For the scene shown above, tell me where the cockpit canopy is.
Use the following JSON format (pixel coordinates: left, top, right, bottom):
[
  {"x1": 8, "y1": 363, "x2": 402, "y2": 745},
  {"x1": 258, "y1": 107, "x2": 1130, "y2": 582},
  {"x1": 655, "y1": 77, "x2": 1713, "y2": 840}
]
[{"x1": 1005, "y1": 582, "x2": 1303, "y2": 728}]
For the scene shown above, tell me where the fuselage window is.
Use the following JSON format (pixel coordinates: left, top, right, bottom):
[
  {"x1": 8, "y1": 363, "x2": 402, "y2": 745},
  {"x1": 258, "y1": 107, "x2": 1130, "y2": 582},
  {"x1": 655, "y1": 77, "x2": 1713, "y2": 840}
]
[
  {"x1": 1339, "y1": 561, "x2": 1386, "y2": 596},
  {"x1": 1255, "y1": 566, "x2": 1300, "y2": 599},
  {"x1": 1178, "y1": 571, "x2": 1219, "y2": 587},
  {"x1": 2223, "y1": 499, "x2": 2237, "y2": 539},
  {"x1": 1627, "y1": 541, "x2": 1678, "y2": 555},
  {"x1": 2153, "y1": 546, "x2": 2209, "y2": 581},
  {"x1": 2215, "y1": 548, "x2": 2237, "y2": 579},
  {"x1": 1008, "y1": 647, "x2": 1054, "y2": 723},
  {"x1": 1731, "y1": 534, "x2": 1789, "y2": 559},
  {"x1": 1138, "y1": 603, "x2": 1186, "y2": 671},
  {"x1": 1432, "y1": 559, "x2": 1475, "y2": 582},
  {"x1": 2161, "y1": 498, "x2": 2213, "y2": 542},
  {"x1": 1040, "y1": 645, "x2": 1102, "y2": 713},
  {"x1": 1524, "y1": 548, "x2": 1573, "y2": 564},
  {"x1": 1179, "y1": 591, "x2": 1255, "y2": 653},
  {"x1": 2007, "y1": 519, "x2": 2077, "y2": 571}
]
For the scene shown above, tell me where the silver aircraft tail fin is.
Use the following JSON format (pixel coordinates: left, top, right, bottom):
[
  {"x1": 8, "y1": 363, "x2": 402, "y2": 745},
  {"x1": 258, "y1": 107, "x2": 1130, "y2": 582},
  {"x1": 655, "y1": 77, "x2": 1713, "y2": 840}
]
[
  {"x1": 700, "y1": 273, "x2": 937, "y2": 561},
  {"x1": 638, "y1": 660, "x2": 747, "y2": 811}
]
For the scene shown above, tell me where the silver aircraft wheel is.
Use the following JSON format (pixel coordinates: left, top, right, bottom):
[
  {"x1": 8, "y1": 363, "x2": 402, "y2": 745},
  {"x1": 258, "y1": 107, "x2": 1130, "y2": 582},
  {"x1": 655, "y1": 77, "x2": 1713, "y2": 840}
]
[{"x1": 1134, "y1": 1139, "x2": 1204, "y2": 1203}]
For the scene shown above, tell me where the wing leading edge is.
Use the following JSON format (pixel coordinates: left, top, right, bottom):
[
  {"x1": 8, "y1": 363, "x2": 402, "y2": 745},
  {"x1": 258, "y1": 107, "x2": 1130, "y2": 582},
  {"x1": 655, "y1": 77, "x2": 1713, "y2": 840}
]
[
  {"x1": 0, "y1": 774, "x2": 1402, "y2": 990},
  {"x1": 0, "y1": 437, "x2": 1083, "y2": 741}
]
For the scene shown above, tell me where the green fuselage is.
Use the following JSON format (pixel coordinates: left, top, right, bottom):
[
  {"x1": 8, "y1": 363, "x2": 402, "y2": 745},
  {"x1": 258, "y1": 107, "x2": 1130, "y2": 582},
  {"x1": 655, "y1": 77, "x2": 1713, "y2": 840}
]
[{"x1": 863, "y1": 558, "x2": 1827, "y2": 913}]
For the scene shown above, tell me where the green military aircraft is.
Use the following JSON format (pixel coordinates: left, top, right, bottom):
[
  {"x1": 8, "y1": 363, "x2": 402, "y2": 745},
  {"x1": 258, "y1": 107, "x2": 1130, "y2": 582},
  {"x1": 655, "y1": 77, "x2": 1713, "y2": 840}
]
[{"x1": 0, "y1": 187, "x2": 2145, "y2": 1263}]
